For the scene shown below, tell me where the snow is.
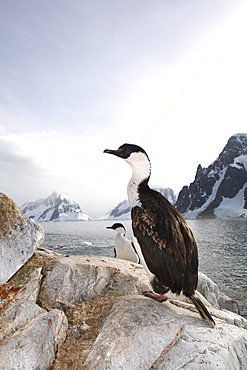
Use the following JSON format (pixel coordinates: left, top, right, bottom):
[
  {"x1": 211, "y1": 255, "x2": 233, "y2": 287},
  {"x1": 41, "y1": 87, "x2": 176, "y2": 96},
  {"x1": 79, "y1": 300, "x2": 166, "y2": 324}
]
[
  {"x1": 233, "y1": 155, "x2": 247, "y2": 170},
  {"x1": 184, "y1": 167, "x2": 227, "y2": 219},
  {"x1": 117, "y1": 200, "x2": 130, "y2": 213},
  {"x1": 109, "y1": 212, "x2": 131, "y2": 220},
  {"x1": 214, "y1": 184, "x2": 247, "y2": 218},
  {"x1": 183, "y1": 152, "x2": 247, "y2": 219},
  {"x1": 21, "y1": 192, "x2": 91, "y2": 222},
  {"x1": 233, "y1": 133, "x2": 247, "y2": 139},
  {"x1": 53, "y1": 212, "x2": 90, "y2": 222}
]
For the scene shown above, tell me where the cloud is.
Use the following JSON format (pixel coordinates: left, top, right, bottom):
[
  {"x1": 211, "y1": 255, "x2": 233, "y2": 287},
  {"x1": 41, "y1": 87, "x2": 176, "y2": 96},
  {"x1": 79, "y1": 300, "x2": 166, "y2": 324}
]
[
  {"x1": 1, "y1": 1, "x2": 247, "y2": 216},
  {"x1": 0, "y1": 135, "x2": 47, "y2": 204},
  {"x1": 0, "y1": 132, "x2": 128, "y2": 216}
]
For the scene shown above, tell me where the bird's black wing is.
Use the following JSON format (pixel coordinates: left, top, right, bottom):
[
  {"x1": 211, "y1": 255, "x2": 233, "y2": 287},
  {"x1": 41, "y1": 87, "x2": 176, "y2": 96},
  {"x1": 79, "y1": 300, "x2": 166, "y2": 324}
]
[{"x1": 131, "y1": 188, "x2": 198, "y2": 296}]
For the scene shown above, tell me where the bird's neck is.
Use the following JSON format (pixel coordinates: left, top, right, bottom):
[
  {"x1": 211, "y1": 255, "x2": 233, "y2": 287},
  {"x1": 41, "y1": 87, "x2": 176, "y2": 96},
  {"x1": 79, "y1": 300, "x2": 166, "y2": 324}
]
[
  {"x1": 117, "y1": 230, "x2": 125, "y2": 236},
  {"x1": 126, "y1": 156, "x2": 151, "y2": 207}
]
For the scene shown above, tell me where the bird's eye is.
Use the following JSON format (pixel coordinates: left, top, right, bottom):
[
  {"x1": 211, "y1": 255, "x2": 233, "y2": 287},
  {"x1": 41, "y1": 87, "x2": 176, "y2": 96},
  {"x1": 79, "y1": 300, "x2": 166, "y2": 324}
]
[{"x1": 125, "y1": 149, "x2": 131, "y2": 154}]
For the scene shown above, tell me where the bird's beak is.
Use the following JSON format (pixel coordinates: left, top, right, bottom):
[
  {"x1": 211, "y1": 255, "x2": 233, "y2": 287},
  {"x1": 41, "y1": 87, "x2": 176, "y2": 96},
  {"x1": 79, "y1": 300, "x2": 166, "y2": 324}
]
[
  {"x1": 103, "y1": 148, "x2": 125, "y2": 158},
  {"x1": 106, "y1": 226, "x2": 112, "y2": 229}
]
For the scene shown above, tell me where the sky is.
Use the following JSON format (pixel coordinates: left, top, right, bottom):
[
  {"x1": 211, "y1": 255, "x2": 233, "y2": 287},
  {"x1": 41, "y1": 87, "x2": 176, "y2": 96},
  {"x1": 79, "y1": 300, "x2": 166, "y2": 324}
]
[{"x1": 1, "y1": 0, "x2": 247, "y2": 217}]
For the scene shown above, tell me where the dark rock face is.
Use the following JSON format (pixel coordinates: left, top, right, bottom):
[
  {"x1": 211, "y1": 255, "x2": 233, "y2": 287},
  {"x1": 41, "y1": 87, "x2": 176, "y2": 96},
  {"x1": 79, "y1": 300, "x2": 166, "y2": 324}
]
[
  {"x1": 175, "y1": 134, "x2": 247, "y2": 219},
  {"x1": 220, "y1": 165, "x2": 247, "y2": 198},
  {"x1": 244, "y1": 187, "x2": 247, "y2": 209}
]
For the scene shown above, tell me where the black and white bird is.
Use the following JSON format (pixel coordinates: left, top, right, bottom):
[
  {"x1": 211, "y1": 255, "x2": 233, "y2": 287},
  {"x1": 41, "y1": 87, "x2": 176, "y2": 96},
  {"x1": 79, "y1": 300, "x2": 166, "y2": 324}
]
[
  {"x1": 106, "y1": 223, "x2": 140, "y2": 263},
  {"x1": 104, "y1": 143, "x2": 215, "y2": 328}
]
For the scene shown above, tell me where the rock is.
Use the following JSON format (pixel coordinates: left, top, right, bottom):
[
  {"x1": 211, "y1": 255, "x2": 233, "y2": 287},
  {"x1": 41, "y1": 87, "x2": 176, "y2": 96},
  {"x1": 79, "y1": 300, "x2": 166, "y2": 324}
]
[
  {"x1": 85, "y1": 295, "x2": 247, "y2": 370},
  {"x1": 0, "y1": 193, "x2": 44, "y2": 285},
  {"x1": 39, "y1": 254, "x2": 149, "y2": 309},
  {"x1": 0, "y1": 247, "x2": 246, "y2": 369},
  {"x1": 208, "y1": 306, "x2": 247, "y2": 329},
  {"x1": 0, "y1": 300, "x2": 46, "y2": 342},
  {"x1": 35, "y1": 250, "x2": 246, "y2": 369},
  {"x1": 14, "y1": 267, "x2": 43, "y2": 302},
  {"x1": 0, "y1": 309, "x2": 68, "y2": 370},
  {"x1": 197, "y1": 272, "x2": 240, "y2": 314},
  {"x1": 39, "y1": 250, "x2": 240, "y2": 314},
  {"x1": 38, "y1": 250, "x2": 240, "y2": 313}
]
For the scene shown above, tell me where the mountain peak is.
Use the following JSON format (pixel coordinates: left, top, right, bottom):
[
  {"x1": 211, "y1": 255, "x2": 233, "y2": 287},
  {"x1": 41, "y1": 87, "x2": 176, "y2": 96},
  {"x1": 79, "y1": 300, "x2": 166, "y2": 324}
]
[
  {"x1": 176, "y1": 134, "x2": 247, "y2": 219},
  {"x1": 233, "y1": 133, "x2": 247, "y2": 138},
  {"x1": 21, "y1": 192, "x2": 91, "y2": 222}
]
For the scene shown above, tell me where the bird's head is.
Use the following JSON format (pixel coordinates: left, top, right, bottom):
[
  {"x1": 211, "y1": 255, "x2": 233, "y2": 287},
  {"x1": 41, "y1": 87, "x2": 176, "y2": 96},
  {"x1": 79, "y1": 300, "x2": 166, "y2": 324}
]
[
  {"x1": 104, "y1": 143, "x2": 150, "y2": 172},
  {"x1": 106, "y1": 223, "x2": 126, "y2": 235},
  {"x1": 104, "y1": 143, "x2": 148, "y2": 159}
]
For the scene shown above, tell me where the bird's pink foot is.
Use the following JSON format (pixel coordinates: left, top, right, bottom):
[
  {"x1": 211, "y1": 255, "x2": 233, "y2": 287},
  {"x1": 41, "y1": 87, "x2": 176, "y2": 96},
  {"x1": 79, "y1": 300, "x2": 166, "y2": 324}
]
[{"x1": 142, "y1": 291, "x2": 167, "y2": 302}]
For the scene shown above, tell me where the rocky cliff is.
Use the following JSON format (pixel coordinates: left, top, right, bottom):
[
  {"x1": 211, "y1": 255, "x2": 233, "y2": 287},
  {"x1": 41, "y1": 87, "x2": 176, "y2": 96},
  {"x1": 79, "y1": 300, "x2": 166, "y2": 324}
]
[{"x1": 176, "y1": 133, "x2": 247, "y2": 219}]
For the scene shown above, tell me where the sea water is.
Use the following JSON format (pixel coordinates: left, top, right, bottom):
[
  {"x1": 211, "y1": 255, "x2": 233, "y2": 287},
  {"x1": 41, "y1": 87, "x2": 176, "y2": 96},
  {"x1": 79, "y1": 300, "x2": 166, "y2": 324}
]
[{"x1": 41, "y1": 219, "x2": 247, "y2": 318}]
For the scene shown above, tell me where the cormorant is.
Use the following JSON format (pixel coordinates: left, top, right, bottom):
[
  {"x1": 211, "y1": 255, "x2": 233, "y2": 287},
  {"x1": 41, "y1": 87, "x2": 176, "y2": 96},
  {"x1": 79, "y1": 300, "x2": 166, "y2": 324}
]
[{"x1": 104, "y1": 143, "x2": 215, "y2": 328}]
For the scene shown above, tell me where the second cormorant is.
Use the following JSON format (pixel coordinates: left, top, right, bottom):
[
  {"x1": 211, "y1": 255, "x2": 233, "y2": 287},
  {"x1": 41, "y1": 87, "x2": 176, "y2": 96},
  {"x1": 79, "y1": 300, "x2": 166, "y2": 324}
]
[{"x1": 106, "y1": 223, "x2": 139, "y2": 263}]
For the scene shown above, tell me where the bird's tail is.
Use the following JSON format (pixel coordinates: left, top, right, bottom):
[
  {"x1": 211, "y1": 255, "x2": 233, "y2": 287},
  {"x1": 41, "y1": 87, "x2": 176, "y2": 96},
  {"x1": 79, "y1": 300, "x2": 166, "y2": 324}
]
[{"x1": 190, "y1": 295, "x2": 215, "y2": 328}]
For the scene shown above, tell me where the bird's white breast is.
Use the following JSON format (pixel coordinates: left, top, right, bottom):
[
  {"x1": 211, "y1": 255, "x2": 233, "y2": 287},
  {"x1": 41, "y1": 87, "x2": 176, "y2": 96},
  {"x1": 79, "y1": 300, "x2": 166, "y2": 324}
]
[
  {"x1": 125, "y1": 152, "x2": 151, "y2": 207},
  {"x1": 125, "y1": 151, "x2": 154, "y2": 283},
  {"x1": 115, "y1": 233, "x2": 139, "y2": 263}
]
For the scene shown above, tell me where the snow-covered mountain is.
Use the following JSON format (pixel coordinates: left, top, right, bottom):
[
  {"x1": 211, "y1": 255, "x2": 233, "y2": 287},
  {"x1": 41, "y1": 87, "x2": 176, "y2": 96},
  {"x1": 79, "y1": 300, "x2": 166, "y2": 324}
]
[
  {"x1": 107, "y1": 199, "x2": 131, "y2": 219},
  {"x1": 105, "y1": 187, "x2": 177, "y2": 220},
  {"x1": 175, "y1": 133, "x2": 247, "y2": 219},
  {"x1": 21, "y1": 191, "x2": 91, "y2": 221}
]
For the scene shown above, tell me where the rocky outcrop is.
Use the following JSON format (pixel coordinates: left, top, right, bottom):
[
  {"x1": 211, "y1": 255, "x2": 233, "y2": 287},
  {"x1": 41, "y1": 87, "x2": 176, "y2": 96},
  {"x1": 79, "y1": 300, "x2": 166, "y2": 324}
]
[
  {"x1": 1, "y1": 195, "x2": 247, "y2": 369},
  {"x1": 0, "y1": 195, "x2": 68, "y2": 369},
  {"x1": 176, "y1": 133, "x2": 247, "y2": 219},
  {"x1": 0, "y1": 252, "x2": 68, "y2": 370},
  {"x1": 0, "y1": 193, "x2": 44, "y2": 284},
  {"x1": 0, "y1": 308, "x2": 67, "y2": 370},
  {"x1": 85, "y1": 295, "x2": 247, "y2": 370},
  {"x1": 0, "y1": 300, "x2": 46, "y2": 342},
  {"x1": 198, "y1": 272, "x2": 240, "y2": 314},
  {"x1": 0, "y1": 248, "x2": 246, "y2": 369},
  {"x1": 38, "y1": 251, "x2": 150, "y2": 309},
  {"x1": 41, "y1": 252, "x2": 247, "y2": 370},
  {"x1": 37, "y1": 250, "x2": 240, "y2": 315}
]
